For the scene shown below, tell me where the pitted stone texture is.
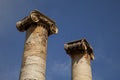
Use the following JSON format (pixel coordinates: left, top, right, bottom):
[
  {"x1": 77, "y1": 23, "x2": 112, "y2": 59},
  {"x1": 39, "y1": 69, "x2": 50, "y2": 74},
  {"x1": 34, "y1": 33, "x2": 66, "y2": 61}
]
[
  {"x1": 19, "y1": 25, "x2": 48, "y2": 80},
  {"x1": 20, "y1": 56, "x2": 46, "y2": 80}
]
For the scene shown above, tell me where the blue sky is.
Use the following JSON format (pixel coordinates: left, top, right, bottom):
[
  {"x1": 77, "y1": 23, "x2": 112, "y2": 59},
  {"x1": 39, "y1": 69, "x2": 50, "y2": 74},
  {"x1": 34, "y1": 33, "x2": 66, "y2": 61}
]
[{"x1": 0, "y1": 0, "x2": 120, "y2": 80}]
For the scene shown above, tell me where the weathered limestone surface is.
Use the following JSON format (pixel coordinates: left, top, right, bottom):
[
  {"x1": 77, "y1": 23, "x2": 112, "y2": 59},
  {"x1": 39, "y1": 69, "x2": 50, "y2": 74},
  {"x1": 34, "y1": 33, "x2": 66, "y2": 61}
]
[
  {"x1": 20, "y1": 25, "x2": 48, "y2": 80},
  {"x1": 16, "y1": 10, "x2": 58, "y2": 80},
  {"x1": 64, "y1": 39, "x2": 94, "y2": 80},
  {"x1": 72, "y1": 53, "x2": 92, "y2": 80}
]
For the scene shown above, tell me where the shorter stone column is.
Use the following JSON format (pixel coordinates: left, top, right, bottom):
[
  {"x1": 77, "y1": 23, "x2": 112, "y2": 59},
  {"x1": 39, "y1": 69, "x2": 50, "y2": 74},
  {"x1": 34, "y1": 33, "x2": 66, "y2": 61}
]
[{"x1": 64, "y1": 39, "x2": 94, "y2": 80}]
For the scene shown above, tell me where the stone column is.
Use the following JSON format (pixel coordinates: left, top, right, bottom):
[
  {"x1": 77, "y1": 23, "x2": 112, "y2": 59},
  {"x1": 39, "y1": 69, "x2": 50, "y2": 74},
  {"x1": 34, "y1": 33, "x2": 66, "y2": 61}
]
[
  {"x1": 16, "y1": 10, "x2": 58, "y2": 80},
  {"x1": 64, "y1": 39, "x2": 94, "y2": 80}
]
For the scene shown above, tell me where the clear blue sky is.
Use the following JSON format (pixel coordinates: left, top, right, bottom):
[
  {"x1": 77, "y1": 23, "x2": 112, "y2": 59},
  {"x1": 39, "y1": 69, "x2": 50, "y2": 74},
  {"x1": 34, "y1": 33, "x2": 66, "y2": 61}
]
[{"x1": 0, "y1": 0, "x2": 120, "y2": 80}]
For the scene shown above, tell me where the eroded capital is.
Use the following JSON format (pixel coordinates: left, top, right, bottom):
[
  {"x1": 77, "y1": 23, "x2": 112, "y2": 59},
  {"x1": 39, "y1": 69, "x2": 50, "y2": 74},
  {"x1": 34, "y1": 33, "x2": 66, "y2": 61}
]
[
  {"x1": 64, "y1": 39, "x2": 94, "y2": 60},
  {"x1": 16, "y1": 10, "x2": 58, "y2": 35}
]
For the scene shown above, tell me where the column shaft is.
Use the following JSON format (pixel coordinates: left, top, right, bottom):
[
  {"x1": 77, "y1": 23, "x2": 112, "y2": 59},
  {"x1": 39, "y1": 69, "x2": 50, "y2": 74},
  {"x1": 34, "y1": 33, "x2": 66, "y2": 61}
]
[
  {"x1": 19, "y1": 24, "x2": 48, "y2": 80},
  {"x1": 71, "y1": 53, "x2": 92, "y2": 80},
  {"x1": 64, "y1": 39, "x2": 94, "y2": 80}
]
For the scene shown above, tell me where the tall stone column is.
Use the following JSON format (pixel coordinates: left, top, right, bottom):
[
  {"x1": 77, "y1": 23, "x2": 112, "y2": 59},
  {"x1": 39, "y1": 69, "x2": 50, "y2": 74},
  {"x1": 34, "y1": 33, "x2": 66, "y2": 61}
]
[
  {"x1": 64, "y1": 39, "x2": 94, "y2": 80},
  {"x1": 16, "y1": 10, "x2": 58, "y2": 80}
]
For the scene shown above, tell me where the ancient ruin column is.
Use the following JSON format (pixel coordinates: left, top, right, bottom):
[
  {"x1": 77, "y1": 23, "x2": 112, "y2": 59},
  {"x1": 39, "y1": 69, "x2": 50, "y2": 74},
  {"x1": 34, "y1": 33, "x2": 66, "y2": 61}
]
[
  {"x1": 16, "y1": 10, "x2": 58, "y2": 80},
  {"x1": 64, "y1": 39, "x2": 94, "y2": 80}
]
